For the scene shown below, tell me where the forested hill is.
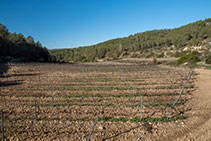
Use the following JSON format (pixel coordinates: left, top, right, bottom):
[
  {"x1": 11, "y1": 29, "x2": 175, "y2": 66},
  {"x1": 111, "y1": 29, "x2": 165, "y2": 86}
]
[
  {"x1": 0, "y1": 23, "x2": 53, "y2": 62},
  {"x1": 51, "y1": 18, "x2": 211, "y2": 63}
]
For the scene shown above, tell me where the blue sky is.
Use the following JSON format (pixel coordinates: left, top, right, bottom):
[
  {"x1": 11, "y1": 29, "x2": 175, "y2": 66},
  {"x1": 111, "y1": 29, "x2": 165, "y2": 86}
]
[{"x1": 0, "y1": 0, "x2": 211, "y2": 49}]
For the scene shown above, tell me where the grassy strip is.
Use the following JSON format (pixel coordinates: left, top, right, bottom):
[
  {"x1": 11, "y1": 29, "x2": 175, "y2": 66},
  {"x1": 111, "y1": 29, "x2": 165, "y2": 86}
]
[
  {"x1": 39, "y1": 102, "x2": 183, "y2": 108},
  {"x1": 33, "y1": 82, "x2": 159, "y2": 87},
  {"x1": 38, "y1": 103, "x2": 115, "y2": 107},
  {"x1": 126, "y1": 102, "x2": 184, "y2": 107},
  {"x1": 13, "y1": 92, "x2": 183, "y2": 98},
  {"x1": 6, "y1": 116, "x2": 188, "y2": 123},
  {"x1": 9, "y1": 101, "x2": 183, "y2": 108},
  {"x1": 144, "y1": 102, "x2": 184, "y2": 107},
  {"x1": 130, "y1": 116, "x2": 187, "y2": 122},
  {"x1": 7, "y1": 85, "x2": 194, "y2": 91},
  {"x1": 100, "y1": 115, "x2": 188, "y2": 123}
]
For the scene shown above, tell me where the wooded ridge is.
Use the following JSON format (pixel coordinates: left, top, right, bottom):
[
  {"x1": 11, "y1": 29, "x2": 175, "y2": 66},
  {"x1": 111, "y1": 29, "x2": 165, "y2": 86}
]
[{"x1": 50, "y1": 18, "x2": 211, "y2": 63}]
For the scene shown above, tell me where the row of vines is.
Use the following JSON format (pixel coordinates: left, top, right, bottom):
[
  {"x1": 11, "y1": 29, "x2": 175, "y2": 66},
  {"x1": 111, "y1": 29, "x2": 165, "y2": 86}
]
[{"x1": 0, "y1": 62, "x2": 195, "y2": 140}]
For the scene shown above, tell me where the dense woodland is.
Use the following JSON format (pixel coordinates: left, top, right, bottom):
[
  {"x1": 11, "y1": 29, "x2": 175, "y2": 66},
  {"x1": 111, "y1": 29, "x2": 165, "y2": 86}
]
[
  {"x1": 0, "y1": 23, "x2": 53, "y2": 62},
  {"x1": 51, "y1": 18, "x2": 211, "y2": 63}
]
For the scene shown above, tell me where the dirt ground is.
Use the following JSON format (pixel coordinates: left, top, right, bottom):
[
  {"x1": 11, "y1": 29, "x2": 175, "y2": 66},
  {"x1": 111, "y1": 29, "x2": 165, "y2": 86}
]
[
  {"x1": 1, "y1": 63, "x2": 211, "y2": 140},
  {"x1": 154, "y1": 68, "x2": 211, "y2": 140},
  {"x1": 102, "y1": 68, "x2": 211, "y2": 141}
]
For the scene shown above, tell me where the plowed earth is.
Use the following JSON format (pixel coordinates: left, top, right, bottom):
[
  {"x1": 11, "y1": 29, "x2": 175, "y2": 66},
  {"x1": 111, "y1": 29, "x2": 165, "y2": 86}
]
[{"x1": 0, "y1": 62, "x2": 201, "y2": 140}]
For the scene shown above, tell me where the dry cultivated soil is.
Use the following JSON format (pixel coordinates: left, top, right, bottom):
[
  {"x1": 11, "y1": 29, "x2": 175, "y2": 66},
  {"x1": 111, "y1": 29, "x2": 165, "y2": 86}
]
[{"x1": 0, "y1": 61, "x2": 210, "y2": 140}]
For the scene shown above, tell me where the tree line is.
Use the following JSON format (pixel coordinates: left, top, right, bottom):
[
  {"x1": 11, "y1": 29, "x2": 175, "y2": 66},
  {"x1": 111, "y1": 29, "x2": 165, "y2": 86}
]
[
  {"x1": 50, "y1": 18, "x2": 211, "y2": 62},
  {"x1": 0, "y1": 23, "x2": 53, "y2": 62}
]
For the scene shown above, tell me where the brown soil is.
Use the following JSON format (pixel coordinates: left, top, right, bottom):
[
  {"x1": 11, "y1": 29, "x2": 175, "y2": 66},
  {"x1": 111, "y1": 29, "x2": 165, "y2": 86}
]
[
  {"x1": 155, "y1": 68, "x2": 211, "y2": 140},
  {"x1": 2, "y1": 63, "x2": 210, "y2": 140}
]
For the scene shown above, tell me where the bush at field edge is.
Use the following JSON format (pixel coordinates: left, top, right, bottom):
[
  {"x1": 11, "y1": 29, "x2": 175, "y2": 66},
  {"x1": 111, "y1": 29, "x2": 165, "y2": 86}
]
[{"x1": 176, "y1": 53, "x2": 200, "y2": 65}]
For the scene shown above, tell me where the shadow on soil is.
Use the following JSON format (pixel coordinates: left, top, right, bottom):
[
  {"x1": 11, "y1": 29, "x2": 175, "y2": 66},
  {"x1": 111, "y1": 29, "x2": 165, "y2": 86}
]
[
  {"x1": 0, "y1": 80, "x2": 24, "y2": 87},
  {"x1": 6, "y1": 73, "x2": 41, "y2": 77},
  {"x1": 0, "y1": 63, "x2": 9, "y2": 74},
  {"x1": 102, "y1": 125, "x2": 142, "y2": 140},
  {"x1": 0, "y1": 63, "x2": 24, "y2": 87}
]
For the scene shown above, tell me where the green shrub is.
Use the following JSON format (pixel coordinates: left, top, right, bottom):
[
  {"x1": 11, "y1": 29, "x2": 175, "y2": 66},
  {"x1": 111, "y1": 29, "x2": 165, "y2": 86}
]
[
  {"x1": 176, "y1": 53, "x2": 200, "y2": 65},
  {"x1": 110, "y1": 117, "x2": 128, "y2": 122},
  {"x1": 131, "y1": 54, "x2": 138, "y2": 58},
  {"x1": 205, "y1": 55, "x2": 211, "y2": 64},
  {"x1": 102, "y1": 115, "x2": 109, "y2": 121}
]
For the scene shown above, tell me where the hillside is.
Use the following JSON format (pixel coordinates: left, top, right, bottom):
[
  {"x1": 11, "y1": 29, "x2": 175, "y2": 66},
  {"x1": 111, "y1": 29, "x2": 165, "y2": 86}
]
[
  {"x1": 50, "y1": 18, "x2": 211, "y2": 63},
  {"x1": 0, "y1": 23, "x2": 53, "y2": 62}
]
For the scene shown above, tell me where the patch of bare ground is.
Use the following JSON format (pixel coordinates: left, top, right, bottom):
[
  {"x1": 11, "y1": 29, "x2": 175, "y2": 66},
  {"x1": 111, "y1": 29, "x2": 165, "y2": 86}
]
[{"x1": 154, "y1": 68, "x2": 211, "y2": 141}]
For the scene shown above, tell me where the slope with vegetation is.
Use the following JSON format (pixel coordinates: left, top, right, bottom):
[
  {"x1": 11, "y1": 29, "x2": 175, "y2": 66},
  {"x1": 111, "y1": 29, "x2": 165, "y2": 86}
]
[
  {"x1": 50, "y1": 18, "x2": 211, "y2": 63},
  {"x1": 0, "y1": 23, "x2": 53, "y2": 62}
]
